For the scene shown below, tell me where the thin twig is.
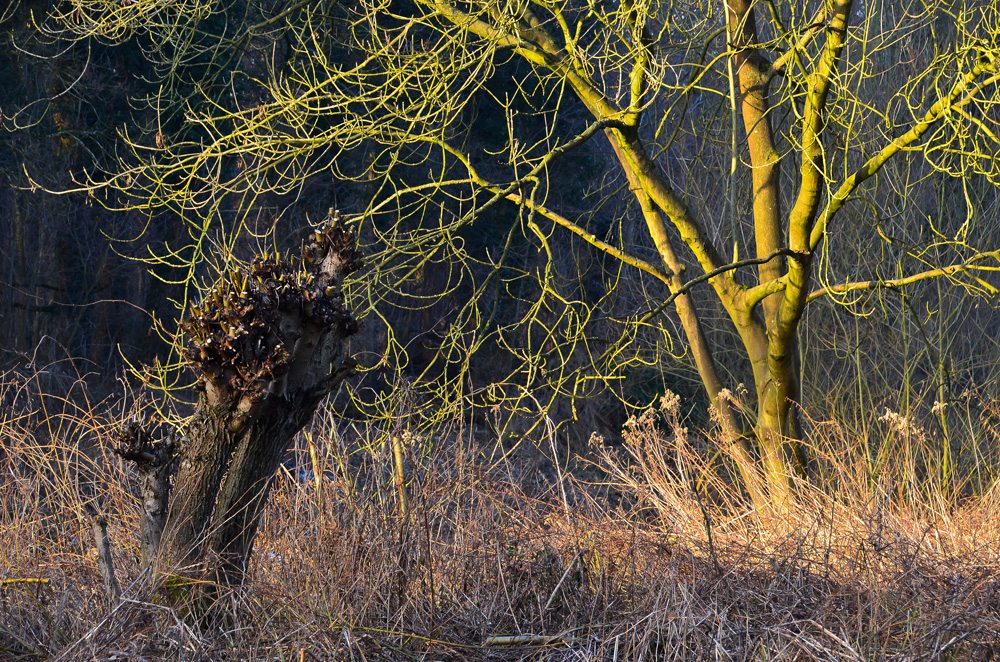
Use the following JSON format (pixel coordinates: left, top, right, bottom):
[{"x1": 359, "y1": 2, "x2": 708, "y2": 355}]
[
  {"x1": 0, "y1": 578, "x2": 50, "y2": 586},
  {"x1": 544, "y1": 549, "x2": 587, "y2": 612}
]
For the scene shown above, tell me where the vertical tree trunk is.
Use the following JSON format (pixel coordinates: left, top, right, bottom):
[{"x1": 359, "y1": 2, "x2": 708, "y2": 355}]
[
  {"x1": 754, "y1": 355, "x2": 805, "y2": 506},
  {"x1": 729, "y1": 0, "x2": 803, "y2": 507}
]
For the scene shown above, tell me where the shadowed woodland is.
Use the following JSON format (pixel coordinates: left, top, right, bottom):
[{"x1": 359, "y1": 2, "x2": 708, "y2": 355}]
[{"x1": 4, "y1": 0, "x2": 1000, "y2": 659}]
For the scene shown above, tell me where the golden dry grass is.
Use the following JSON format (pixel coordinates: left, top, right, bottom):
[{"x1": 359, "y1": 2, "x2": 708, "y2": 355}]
[{"x1": 2, "y1": 369, "x2": 1000, "y2": 661}]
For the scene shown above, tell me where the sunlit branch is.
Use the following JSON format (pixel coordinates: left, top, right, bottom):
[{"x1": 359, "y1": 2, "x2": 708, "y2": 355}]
[
  {"x1": 619, "y1": 249, "x2": 799, "y2": 337},
  {"x1": 429, "y1": 129, "x2": 670, "y2": 282},
  {"x1": 787, "y1": 0, "x2": 853, "y2": 252},
  {"x1": 766, "y1": 4, "x2": 827, "y2": 80},
  {"x1": 575, "y1": 247, "x2": 796, "y2": 397},
  {"x1": 419, "y1": 0, "x2": 622, "y2": 119},
  {"x1": 361, "y1": 118, "x2": 626, "y2": 276},
  {"x1": 806, "y1": 249, "x2": 1000, "y2": 303},
  {"x1": 811, "y1": 67, "x2": 1000, "y2": 251},
  {"x1": 497, "y1": 187, "x2": 668, "y2": 284}
]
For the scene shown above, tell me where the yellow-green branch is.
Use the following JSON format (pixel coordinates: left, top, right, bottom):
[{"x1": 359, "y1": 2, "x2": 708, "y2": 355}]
[
  {"x1": 811, "y1": 67, "x2": 1000, "y2": 252},
  {"x1": 806, "y1": 249, "x2": 1000, "y2": 303}
]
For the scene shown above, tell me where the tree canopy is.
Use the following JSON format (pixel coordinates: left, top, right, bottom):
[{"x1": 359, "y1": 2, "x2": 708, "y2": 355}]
[{"x1": 9, "y1": 0, "x2": 1000, "y2": 505}]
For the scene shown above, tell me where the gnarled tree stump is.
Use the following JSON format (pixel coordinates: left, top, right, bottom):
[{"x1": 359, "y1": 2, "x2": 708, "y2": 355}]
[{"x1": 117, "y1": 213, "x2": 361, "y2": 586}]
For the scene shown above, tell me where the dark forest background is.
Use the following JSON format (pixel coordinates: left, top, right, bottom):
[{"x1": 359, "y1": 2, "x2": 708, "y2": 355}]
[{"x1": 3, "y1": 0, "x2": 1000, "y2": 451}]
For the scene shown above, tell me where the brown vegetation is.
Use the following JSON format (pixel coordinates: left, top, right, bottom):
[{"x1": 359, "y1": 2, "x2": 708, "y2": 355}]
[
  {"x1": 4, "y1": 1, "x2": 1000, "y2": 659},
  {"x1": 3, "y1": 371, "x2": 1000, "y2": 660}
]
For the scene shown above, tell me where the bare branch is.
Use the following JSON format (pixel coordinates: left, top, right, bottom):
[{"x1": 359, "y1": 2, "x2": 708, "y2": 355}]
[
  {"x1": 811, "y1": 67, "x2": 1000, "y2": 251},
  {"x1": 806, "y1": 249, "x2": 1000, "y2": 303}
]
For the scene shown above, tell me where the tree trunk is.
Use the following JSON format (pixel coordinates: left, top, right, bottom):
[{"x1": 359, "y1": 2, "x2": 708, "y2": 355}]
[
  {"x1": 114, "y1": 420, "x2": 176, "y2": 567},
  {"x1": 164, "y1": 385, "x2": 343, "y2": 581},
  {"x1": 754, "y1": 355, "x2": 804, "y2": 507},
  {"x1": 122, "y1": 212, "x2": 361, "y2": 587}
]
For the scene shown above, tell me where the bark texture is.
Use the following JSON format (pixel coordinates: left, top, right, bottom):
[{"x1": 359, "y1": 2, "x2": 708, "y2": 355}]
[
  {"x1": 154, "y1": 213, "x2": 361, "y2": 582},
  {"x1": 84, "y1": 503, "x2": 121, "y2": 602},
  {"x1": 114, "y1": 419, "x2": 177, "y2": 567}
]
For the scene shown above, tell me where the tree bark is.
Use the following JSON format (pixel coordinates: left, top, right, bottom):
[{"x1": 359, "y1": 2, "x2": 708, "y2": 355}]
[
  {"x1": 131, "y1": 212, "x2": 361, "y2": 584},
  {"x1": 114, "y1": 420, "x2": 176, "y2": 567}
]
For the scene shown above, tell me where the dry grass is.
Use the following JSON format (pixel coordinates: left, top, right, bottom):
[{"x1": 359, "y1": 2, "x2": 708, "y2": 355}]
[{"x1": 2, "y1": 370, "x2": 1000, "y2": 661}]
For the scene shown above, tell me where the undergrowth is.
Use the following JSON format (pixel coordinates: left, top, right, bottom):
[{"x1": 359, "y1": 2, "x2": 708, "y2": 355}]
[{"x1": 2, "y1": 368, "x2": 1000, "y2": 661}]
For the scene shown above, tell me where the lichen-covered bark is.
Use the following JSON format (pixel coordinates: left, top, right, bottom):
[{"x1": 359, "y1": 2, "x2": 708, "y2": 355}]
[{"x1": 728, "y1": 1, "x2": 803, "y2": 503}]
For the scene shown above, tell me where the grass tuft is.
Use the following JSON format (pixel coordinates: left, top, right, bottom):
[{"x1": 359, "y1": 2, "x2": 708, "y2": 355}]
[{"x1": 2, "y1": 373, "x2": 1000, "y2": 660}]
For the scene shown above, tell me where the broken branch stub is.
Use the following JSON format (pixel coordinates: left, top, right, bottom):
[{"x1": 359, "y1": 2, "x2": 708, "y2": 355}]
[
  {"x1": 114, "y1": 419, "x2": 177, "y2": 567},
  {"x1": 161, "y1": 213, "x2": 361, "y2": 581}
]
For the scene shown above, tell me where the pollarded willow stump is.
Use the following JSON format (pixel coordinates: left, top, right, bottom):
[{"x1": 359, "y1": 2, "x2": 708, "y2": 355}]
[
  {"x1": 114, "y1": 418, "x2": 177, "y2": 568},
  {"x1": 149, "y1": 213, "x2": 361, "y2": 583}
]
